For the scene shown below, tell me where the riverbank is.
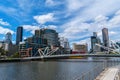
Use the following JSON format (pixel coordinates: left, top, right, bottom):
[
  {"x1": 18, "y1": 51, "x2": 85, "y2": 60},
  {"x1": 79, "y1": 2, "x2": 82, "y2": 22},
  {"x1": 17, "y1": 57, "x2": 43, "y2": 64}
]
[{"x1": 0, "y1": 56, "x2": 86, "y2": 63}]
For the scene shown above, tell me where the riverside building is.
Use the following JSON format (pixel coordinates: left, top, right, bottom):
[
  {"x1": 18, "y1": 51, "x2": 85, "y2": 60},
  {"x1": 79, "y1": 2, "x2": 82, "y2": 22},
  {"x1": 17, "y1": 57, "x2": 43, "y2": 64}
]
[
  {"x1": 102, "y1": 28, "x2": 109, "y2": 47},
  {"x1": 19, "y1": 28, "x2": 60, "y2": 57},
  {"x1": 16, "y1": 26, "x2": 23, "y2": 45},
  {"x1": 91, "y1": 32, "x2": 101, "y2": 53}
]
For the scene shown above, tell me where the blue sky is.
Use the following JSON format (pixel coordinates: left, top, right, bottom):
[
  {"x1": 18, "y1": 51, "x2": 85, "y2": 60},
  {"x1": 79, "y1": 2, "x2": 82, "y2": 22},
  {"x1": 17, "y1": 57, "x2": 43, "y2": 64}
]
[{"x1": 0, "y1": 0, "x2": 120, "y2": 48}]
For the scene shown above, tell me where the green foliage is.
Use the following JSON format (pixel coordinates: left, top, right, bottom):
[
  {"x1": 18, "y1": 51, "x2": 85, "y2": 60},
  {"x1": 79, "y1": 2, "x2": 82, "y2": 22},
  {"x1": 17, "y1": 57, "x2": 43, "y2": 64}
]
[
  {"x1": 0, "y1": 47, "x2": 7, "y2": 55},
  {"x1": 11, "y1": 52, "x2": 20, "y2": 58}
]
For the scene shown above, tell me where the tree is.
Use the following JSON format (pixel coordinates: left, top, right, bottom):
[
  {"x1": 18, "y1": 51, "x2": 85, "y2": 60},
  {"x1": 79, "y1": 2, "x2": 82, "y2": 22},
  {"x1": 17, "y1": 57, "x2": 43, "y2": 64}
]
[
  {"x1": 11, "y1": 52, "x2": 20, "y2": 58},
  {"x1": 0, "y1": 47, "x2": 7, "y2": 55}
]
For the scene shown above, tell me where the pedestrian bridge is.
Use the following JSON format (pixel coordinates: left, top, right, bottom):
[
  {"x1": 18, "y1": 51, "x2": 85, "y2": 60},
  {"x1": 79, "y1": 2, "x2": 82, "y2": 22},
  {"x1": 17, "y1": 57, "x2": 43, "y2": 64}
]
[
  {"x1": 31, "y1": 47, "x2": 120, "y2": 59},
  {"x1": 23, "y1": 53, "x2": 120, "y2": 60}
]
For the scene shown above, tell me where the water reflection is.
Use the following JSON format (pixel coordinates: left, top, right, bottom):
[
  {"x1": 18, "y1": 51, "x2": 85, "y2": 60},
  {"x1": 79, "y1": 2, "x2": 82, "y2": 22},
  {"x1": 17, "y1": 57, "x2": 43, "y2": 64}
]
[{"x1": 0, "y1": 57, "x2": 118, "y2": 80}]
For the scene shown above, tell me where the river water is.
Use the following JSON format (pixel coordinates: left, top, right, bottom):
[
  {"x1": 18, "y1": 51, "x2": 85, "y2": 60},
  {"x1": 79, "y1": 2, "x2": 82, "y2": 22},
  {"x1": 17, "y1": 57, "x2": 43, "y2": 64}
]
[{"x1": 0, "y1": 57, "x2": 119, "y2": 80}]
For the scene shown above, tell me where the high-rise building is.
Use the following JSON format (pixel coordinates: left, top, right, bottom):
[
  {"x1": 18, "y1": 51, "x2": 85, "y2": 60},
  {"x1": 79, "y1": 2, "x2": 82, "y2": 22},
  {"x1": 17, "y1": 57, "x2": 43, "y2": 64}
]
[
  {"x1": 91, "y1": 36, "x2": 97, "y2": 51},
  {"x1": 16, "y1": 26, "x2": 23, "y2": 45},
  {"x1": 35, "y1": 29, "x2": 43, "y2": 37},
  {"x1": 35, "y1": 28, "x2": 60, "y2": 47},
  {"x1": 93, "y1": 32, "x2": 97, "y2": 37},
  {"x1": 5, "y1": 32, "x2": 12, "y2": 44},
  {"x1": 102, "y1": 28, "x2": 109, "y2": 47},
  {"x1": 91, "y1": 32, "x2": 101, "y2": 52},
  {"x1": 19, "y1": 28, "x2": 61, "y2": 57},
  {"x1": 43, "y1": 29, "x2": 59, "y2": 46},
  {"x1": 59, "y1": 37, "x2": 70, "y2": 48},
  {"x1": 59, "y1": 37, "x2": 71, "y2": 54}
]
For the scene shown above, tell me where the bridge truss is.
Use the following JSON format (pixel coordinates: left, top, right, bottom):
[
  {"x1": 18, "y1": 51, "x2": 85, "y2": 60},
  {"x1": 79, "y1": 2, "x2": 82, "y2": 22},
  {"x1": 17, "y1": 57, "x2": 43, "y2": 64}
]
[{"x1": 34, "y1": 47, "x2": 59, "y2": 57}]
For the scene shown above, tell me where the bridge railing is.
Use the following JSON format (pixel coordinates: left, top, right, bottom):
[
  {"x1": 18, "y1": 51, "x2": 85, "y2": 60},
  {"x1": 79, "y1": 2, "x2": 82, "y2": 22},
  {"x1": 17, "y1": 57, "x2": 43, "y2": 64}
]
[
  {"x1": 74, "y1": 63, "x2": 104, "y2": 80},
  {"x1": 75, "y1": 59, "x2": 120, "y2": 80}
]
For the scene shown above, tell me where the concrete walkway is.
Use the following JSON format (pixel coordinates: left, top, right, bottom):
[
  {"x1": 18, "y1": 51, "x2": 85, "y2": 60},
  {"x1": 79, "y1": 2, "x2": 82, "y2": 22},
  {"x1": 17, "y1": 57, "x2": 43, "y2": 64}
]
[{"x1": 95, "y1": 67, "x2": 119, "y2": 80}]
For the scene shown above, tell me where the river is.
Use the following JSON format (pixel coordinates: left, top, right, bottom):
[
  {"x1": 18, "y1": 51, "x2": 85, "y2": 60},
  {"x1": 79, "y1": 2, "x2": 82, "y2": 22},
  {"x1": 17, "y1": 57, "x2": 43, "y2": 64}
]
[{"x1": 0, "y1": 57, "x2": 119, "y2": 80}]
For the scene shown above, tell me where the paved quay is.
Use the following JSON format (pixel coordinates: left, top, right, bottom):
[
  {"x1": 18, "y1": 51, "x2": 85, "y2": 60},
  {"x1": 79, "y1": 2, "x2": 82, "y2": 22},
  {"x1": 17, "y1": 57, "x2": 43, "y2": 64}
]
[{"x1": 95, "y1": 67, "x2": 120, "y2": 80}]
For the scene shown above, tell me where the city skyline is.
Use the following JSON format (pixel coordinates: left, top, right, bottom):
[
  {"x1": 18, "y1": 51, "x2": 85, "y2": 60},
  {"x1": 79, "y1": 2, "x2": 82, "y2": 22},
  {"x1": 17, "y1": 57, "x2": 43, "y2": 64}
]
[{"x1": 0, "y1": 0, "x2": 120, "y2": 46}]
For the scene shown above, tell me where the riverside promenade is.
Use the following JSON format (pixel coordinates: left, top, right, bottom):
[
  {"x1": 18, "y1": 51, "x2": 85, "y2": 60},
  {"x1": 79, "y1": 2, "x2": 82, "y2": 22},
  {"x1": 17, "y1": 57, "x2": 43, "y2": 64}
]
[
  {"x1": 75, "y1": 58, "x2": 120, "y2": 80},
  {"x1": 95, "y1": 66, "x2": 120, "y2": 80}
]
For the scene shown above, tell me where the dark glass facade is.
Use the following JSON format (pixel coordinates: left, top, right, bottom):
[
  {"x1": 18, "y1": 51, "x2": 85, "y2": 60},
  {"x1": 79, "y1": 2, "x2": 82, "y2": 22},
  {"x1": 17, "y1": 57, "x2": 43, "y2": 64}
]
[
  {"x1": 35, "y1": 29, "x2": 60, "y2": 47},
  {"x1": 91, "y1": 36, "x2": 97, "y2": 51},
  {"x1": 16, "y1": 26, "x2": 23, "y2": 45},
  {"x1": 5, "y1": 32, "x2": 12, "y2": 44}
]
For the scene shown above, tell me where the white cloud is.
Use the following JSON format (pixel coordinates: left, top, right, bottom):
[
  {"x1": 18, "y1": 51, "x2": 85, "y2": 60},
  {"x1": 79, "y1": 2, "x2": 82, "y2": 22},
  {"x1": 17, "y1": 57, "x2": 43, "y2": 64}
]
[
  {"x1": 45, "y1": 0, "x2": 54, "y2": 6},
  {"x1": 17, "y1": 0, "x2": 33, "y2": 11},
  {"x1": 94, "y1": 15, "x2": 108, "y2": 23},
  {"x1": 60, "y1": 8, "x2": 120, "y2": 45},
  {"x1": 0, "y1": 0, "x2": 41, "y2": 23},
  {"x1": 63, "y1": 0, "x2": 120, "y2": 41},
  {"x1": 23, "y1": 24, "x2": 58, "y2": 34},
  {"x1": 0, "y1": 26, "x2": 14, "y2": 34},
  {"x1": 1, "y1": 0, "x2": 120, "y2": 48},
  {"x1": 33, "y1": 13, "x2": 55, "y2": 24},
  {"x1": 65, "y1": 23, "x2": 90, "y2": 33},
  {"x1": 0, "y1": 5, "x2": 31, "y2": 22},
  {"x1": 17, "y1": 0, "x2": 37, "y2": 15},
  {"x1": 80, "y1": 0, "x2": 120, "y2": 20},
  {"x1": 23, "y1": 36, "x2": 27, "y2": 40},
  {"x1": 0, "y1": 19, "x2": 10, "y2": 26},
  {"x1": 60, "y1": 14, "x2": 109, "y2": 40},
  {"x1": 0, "y1": 6, "x2": 18, "y2": 18},
  {"x1": 45, "y1": 25, "x2": 57, "y2": 29},
  {"x1": 45, "y1": 0, "x2": 63, "y2": 7},
  {"x1": 66, "y1": 0, "x2": 86, "y2": 12},
  {"x1": 109, "y1": 13, "x2": 120, "y2": 27},
  {"x1": 64, "y1": 0, "x2": 120, "y2": 21},
  {"x1": 115, "y1": 10, "x2": 120, "y2": 15},
  {"x1": 109, "y1": 31, "x2": 117, "y2": 35},
  {"x1": 23, "y1": 25, "x2": 40, "y2": 34}
]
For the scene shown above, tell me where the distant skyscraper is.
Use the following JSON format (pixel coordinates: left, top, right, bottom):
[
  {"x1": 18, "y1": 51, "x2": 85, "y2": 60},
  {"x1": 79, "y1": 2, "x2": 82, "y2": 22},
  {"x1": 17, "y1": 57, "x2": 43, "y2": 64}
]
[
  {"x1": 16, "y1": 26, "x2": 23, "y2": 45},
  {"x1": 5, "y1": 32, "x2": 12, "y2": 44},
  {"x1": 102, "y1": 28, "x2": 109, "y2": 47},
  {"x1": 91, "y1": 36, "x2": 97, "y2": 51},
  {"x1": 59, "y1": 37, "x2": 70, "y2": 49},
  {"x1": 93, "y1": 32, "x2": 97, "y2": 37},
  {"x1": 91, "y1": 32, "x2": 101, "y2": 52}
]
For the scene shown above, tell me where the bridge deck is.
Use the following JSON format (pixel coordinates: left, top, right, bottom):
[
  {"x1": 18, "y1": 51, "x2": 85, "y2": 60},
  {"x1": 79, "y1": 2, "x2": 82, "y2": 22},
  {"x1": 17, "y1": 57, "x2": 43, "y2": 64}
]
[{"x1": 22, "y1": 54, "x2": 120, "y2": 60}]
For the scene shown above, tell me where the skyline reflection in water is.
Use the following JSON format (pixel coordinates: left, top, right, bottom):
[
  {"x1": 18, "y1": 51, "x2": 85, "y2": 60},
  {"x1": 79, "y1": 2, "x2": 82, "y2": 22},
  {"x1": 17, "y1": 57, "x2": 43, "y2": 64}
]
[{"x1": 0, "y1": 57, "x2": 116, "y2": 80}]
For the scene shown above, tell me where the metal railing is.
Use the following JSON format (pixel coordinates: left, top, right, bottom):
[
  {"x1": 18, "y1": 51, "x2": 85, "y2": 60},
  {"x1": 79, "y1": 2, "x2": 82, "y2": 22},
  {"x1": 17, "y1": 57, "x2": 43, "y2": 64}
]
[
  {"x1": 114, "y1": 70, "x2": 120, "y2": 80},
  {"x1": 75, "y1": 59, "x2": 120, "y2": 80},
  {"x1": 74, "y1": 63, "x2": 104, "y2": 80}
]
